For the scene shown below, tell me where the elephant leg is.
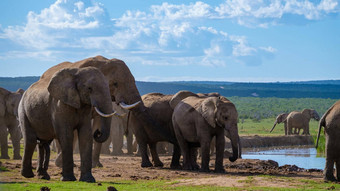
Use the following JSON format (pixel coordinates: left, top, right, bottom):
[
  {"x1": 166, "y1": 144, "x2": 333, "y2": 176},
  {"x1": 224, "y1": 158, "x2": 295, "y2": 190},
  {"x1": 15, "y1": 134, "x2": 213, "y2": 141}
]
[
  {"x1": 8, "y1": 125, "x2": 22, "y2": 160},
  {"x1": 324, "y1": 158, "x2": 336, "y2": 182},
  {"x1": 215, "y1": 134, "x2": 225, "y2": 173},
  {"x1": 170, "y1": 144, "x2": 181, "y2": 169},
  {"x1": 284, "y1": 123, "x2": 287, "y2": 135},
  {"x1": 0, "y1": 126, "x2": 9, "y2": 159},
  {"x1": 305, "y1": 124, "x2": 310, "y2": 135},
  {"x1": 57, "y1": 128, "x2": 76, "y2": 181},
  {"x1": 78, "y1": 123, "x2": 95, "y2": 183},
  {"x1": 20, "y1": 116, "x2": 36, "y2": 178},
  {"x1": 200, "y1": 140, "x2": 211, "y2": 172},
  {"x1": 336, "y1": 159, "x2": 340, "y2": 181},
  {"x1": 189, "y1": 147, "x2": 199, "y2": 170},
  {"x1": 37, "y1": 142, "x2": 50, "y2": 180},
  {"x1": 126, "y1": 132, "x2": 133, "y2": 154},
  {"x1": 139, "y1": 142, "x2": 152, "y2": 167},
  {"x1": 111, "y1": 124, "x2": 123, "y2": 155},
  {"x1": 156, "y1": 142, "x2": 167, "y2": 154},
  {"x1": 54, "y1": 139, "x2": 63, "y2": 168},
  {"x1": 149, "y1": 143, "x2": 163, "y2": 167},
  {"x1": 92, "y1": 141, "x2": 103, "y2": 168}
]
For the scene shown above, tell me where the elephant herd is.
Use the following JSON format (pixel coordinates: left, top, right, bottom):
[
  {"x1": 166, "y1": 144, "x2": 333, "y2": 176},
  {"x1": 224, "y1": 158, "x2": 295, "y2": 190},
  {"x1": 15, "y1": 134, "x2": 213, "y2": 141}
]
[{"x1": 0, "y1": 56, "x2": 339, "y2": 182}]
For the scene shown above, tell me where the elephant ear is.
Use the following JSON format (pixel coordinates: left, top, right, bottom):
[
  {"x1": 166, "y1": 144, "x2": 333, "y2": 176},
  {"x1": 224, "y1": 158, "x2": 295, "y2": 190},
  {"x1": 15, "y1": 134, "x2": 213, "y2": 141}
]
[
  {"x1": 0, "y1": 88, "x2": 9, "y2": 117},
  {"x1": 199, "y1": 97, "x2": 217, "y2": 128},
  {"x1": 48, "y1": 68, "x2": 81, "y2": 109}
]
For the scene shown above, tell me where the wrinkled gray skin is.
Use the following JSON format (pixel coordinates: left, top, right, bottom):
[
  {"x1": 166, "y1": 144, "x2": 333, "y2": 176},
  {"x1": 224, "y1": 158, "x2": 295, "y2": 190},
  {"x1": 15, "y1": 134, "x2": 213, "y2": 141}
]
[
  {"x1": 286, "y1": 109, "x2": 320, "y2": 135},
  {"x1": 65, "y1": 56, "x2": 173, "y2": 168},
  {"x1": 18, "y1": 67, "x2": 113, "y2": 182},
  {"x1": 128, "y1": 92, "x2": 181, "y2": 168},
  {"x1": 316, "y1": 100, "x2": 340, "y2": 182},
  {"x1": 0, "y1": 88, "x2": 24, "y2": 159},
  {"x1": 171, "y1": 92, "x2": 240, "y2": 172},
  {"x1": 270, "y1": 113, "x2": 289, "y2": 135}
]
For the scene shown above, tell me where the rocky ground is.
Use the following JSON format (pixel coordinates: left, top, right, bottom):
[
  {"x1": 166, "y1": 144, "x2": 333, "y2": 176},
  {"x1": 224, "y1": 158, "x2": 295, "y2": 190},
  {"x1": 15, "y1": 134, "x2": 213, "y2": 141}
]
[{"x1": 0, "y1": 152, "x2": 325, "y2": 189}]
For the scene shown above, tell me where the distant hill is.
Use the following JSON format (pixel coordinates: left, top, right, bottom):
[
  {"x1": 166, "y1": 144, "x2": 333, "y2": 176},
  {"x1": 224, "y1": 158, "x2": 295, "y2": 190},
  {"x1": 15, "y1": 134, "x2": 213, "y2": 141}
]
[{"x1": 0, "y1": 77, "x2": 339, "y2": 99}]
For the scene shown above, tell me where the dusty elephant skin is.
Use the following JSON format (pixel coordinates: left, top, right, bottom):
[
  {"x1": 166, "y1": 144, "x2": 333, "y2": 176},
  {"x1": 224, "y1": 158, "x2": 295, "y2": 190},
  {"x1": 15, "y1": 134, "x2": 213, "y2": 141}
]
[
  {"x1": 56, "y1": 56, "x2": 174, "y2": 168},
  {"x1": 316, "y1": 100, "x2": 340, "y2": 182},
  {"x1": 18, "y1": 66, "x2": 114, "y2": 182},
  {"x1": 0, "y1": 87, "x2": 24, "y2": 160},
  {"x1": 171, "y1": 92, "x2": 240, "y2": 172},
  {"x1": 286, "y1": 109, "x2": 320, "y2": 135}
]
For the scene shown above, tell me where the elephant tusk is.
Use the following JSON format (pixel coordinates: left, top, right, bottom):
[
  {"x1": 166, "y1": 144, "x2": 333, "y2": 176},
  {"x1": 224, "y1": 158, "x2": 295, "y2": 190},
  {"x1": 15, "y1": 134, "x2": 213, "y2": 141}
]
[
  {"x1": 119, "y1": 101, "x2": 141, "y2": 110},
  {"x1": 94, "y1": 107, "x2": 125, "y2": 118}
]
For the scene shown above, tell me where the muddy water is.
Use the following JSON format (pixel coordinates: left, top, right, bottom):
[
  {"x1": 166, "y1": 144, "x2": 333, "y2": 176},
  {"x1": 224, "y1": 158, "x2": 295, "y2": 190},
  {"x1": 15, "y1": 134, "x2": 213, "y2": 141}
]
[{"x1": 242, "y1": 146, "x2": 325, "y2": 170}]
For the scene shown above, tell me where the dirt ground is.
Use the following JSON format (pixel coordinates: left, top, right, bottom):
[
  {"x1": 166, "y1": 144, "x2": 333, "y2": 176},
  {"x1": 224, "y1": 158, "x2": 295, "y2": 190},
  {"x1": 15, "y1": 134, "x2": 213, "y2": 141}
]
[{"x1": 0, "y1": 151, "x2": 325, "y2": 188}]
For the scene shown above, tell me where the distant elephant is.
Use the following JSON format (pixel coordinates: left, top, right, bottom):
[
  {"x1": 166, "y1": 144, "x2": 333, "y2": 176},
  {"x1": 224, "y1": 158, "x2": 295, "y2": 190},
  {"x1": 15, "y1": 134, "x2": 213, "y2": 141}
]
[
  {"x1": 0, "y1": 87, "x2": 24, "y2": 159},
  {"x1": 19, "y1": 67, "x2": 117, "y2": 182},
  {"x1": 316, "y1": 100, "x2": 340, "y2": 182},
  {"x1": 270, "y1": 113, "x2": 289, "y2": 135},
  {"x1": 286, "y1": 109, "x2": 320, "y2": 135},
  {"x1": 171, "y1": 93, "x2": 240, "y2": 172}
]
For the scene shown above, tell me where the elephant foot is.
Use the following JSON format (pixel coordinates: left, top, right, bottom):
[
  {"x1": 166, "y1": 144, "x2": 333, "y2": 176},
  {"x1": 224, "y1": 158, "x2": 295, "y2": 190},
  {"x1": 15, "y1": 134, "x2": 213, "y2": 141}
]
[
  {"x1": 13, "y1": 154, "x2": 22, "y2": 160},
  {"x1": 92, "y1": 161, "x2": 103, "y2": 168},
  {"x1": 324, "y1": 175, "x2": 337, "y2": 182},
  {"x1": 79, "y1": 172, "x2": 96, "y2": 183},
  {"x1": 199, "y1": 167, "x2": 210, "y2": 172},
  {"x1": 111, "y1": 149, "x2": 123, "y2": 156},
  {"x1": 170, "y1": 163, "x2": 181, "y2": 169},
  {"x1": 38, "y1": 172, "x2": 51, "y2": 180},
  {"x1": 21, "y1": 169, "x2": 35, "y2": 178},
  {"x1": 214, "y1": 168, "x2": 225, "y2": 173},
  {"x1": 0, "y1": 155, "x2": 10, "y2": 159},
  {"x1": 153, "y1": 161, "x2": 164, "y2": 167},
  {"x1": 61, "y1": 174, "x2": 77, "y2": 181},
  {"x1": 141, "y1": 161, "x2": 153, "y2": 168}
]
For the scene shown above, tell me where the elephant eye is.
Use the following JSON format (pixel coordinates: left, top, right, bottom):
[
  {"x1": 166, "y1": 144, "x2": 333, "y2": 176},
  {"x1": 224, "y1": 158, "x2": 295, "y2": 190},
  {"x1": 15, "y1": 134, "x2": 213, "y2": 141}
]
[
  {"x1": 113, "y1": 82, "x2": 118, "y2": 88},
  {"x1": 224, "y1": 116, "x2": 228, "y2": 120},
  {"x1": 88, "y1": 87, "x2": 93, "y2": 92}
]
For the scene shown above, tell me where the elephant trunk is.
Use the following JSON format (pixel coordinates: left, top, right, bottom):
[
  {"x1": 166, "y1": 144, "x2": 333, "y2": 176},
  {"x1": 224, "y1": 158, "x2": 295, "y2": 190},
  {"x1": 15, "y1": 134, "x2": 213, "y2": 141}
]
[
  {"x1": 92, "y1": 97, "x2": 112, "y2": 143},
  {"x1": 316, "y1": 115, "x2": 325, "y2": 148},
  {"x1": 270, "y1": 121, "x2": 278, "y2": 133},
  {"x1": 228, "y1": 125, "x2": 240, "y2": 162}
]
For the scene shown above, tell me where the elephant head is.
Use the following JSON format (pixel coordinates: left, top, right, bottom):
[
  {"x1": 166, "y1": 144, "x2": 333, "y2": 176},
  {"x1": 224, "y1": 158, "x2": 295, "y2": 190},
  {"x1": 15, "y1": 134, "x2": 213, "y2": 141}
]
[
  {"x1": 270, "y1": 113, "x2": 288, "y2": 133},
  {"x1": 78, "y1": 56, "x2": 173, "y2": 142},
  {"x1": 0, "y1": 88, "x2": 24, "y2": 117},
  {"x1": 302, "y1": 109, "x2": 320, "y2": 121},
  {"x1": 199, "y1": 96, "x2": 240, "y2": 162},
  {"x1": 48, "y1": 67, "x2": 114, "y2": 143}
]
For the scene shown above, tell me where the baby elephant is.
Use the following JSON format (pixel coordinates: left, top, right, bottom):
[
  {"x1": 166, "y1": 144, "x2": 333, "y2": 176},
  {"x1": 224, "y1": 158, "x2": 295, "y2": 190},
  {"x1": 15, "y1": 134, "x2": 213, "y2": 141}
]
[{"x1": 171, "y1": 93, "x2": 240, "y2": 172}]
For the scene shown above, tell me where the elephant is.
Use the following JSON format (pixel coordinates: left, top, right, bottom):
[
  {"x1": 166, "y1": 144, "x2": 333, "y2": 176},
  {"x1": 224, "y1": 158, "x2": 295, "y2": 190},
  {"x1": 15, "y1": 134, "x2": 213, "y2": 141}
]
[
  {"x1": 127, "y1": 92, "x2": 182, "y2": 168},
  {"x1": 18, "y1": 67, "x2": 118, "y2": 182},
  {"x1": 270, "y1": 113, "x2": 289, "y2": 135},
  {"x1": 316, "y1": 100, "x2": 340, "y2": 182},
  {"x1": 286, "y1": 109, "x2": 320, "y2": 135},
  {"x1": 171, "y1": 92, "x2": 240, "y2": 172},
  {"x1": 47, "y1": 56, "x2": 174, "y2": 168},
  {"x1": 0, "y1": 87, "x2": 24, "y2": 159}
]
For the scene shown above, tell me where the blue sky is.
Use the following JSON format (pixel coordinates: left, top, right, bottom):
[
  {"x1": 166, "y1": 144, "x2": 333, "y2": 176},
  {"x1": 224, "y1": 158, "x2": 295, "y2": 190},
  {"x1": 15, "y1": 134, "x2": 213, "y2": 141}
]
[{"x1": 0, "y1": 0, "x2": 339, "y2": 82}]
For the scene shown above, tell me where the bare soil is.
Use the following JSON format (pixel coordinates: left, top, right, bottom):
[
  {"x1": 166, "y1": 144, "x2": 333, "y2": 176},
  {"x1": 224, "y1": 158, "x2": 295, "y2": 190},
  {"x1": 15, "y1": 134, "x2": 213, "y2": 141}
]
[{"x1": 0, "y1": 152, "x2": 324, "y2": 188}]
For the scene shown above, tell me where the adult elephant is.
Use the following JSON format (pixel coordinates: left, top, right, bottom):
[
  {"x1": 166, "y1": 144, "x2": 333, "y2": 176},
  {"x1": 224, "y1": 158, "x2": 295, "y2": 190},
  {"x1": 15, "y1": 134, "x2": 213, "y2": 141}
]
[
  {"x1": 19, "y1": 67, "x2": 118, "y2": 182},
  {"x1": 0, "y1": 88, "x2": 24, "y2": 159},
  {"x1": 270, "y1": 113, "x2": 289, "y2": 135},
  {"x1": 171, "y1": 93, "x2": 240, "y2": 172},
  {"x1": 286, "y1": 109, "x2": 320, "y2": 135},
  {"x1": 316, "y1": 100, "x2": 340, "y2": 182}
]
